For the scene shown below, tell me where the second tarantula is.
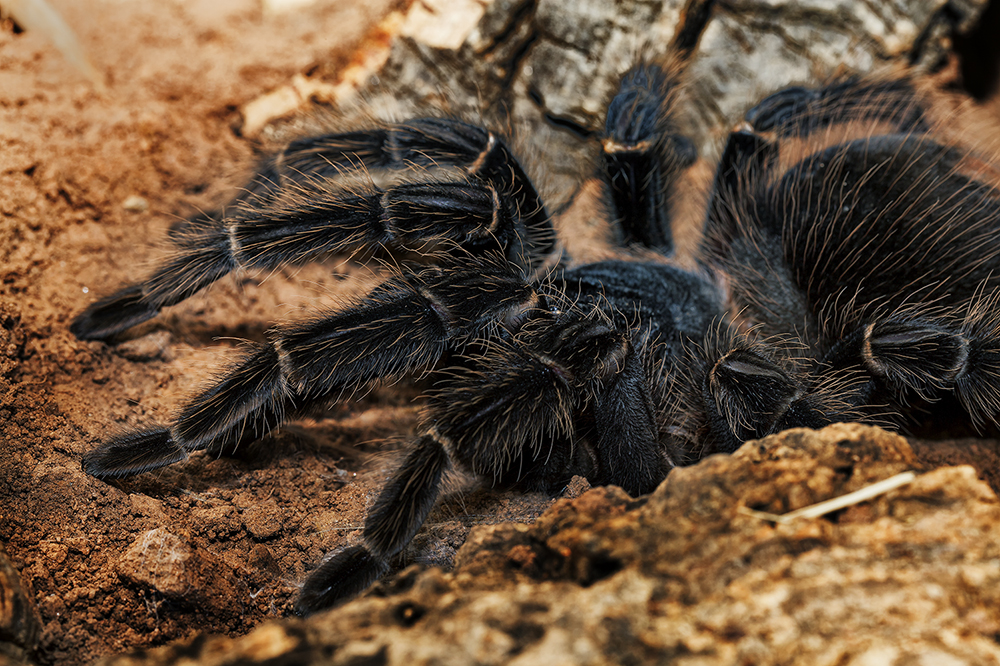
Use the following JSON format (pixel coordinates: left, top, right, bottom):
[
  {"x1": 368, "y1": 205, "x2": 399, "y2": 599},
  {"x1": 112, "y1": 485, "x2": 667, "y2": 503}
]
[{"x1": 73, "y1": 55, "x2": 1000, "y2": 615}]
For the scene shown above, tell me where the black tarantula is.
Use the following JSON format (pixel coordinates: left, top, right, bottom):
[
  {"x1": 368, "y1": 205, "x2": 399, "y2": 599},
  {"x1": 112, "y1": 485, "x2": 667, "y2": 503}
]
[{"x1": 72, "y1": 49, "x2": 1000, "y2": 616}]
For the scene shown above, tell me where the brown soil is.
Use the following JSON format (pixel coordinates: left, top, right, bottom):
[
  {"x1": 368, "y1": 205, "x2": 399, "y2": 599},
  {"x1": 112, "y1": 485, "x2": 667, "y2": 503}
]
[
  {"x1": 5, "y1": 2, "x2": 1000, "y2": 665},
  {"x1": 0, "y1": 1, "x2": 450, "y2": 663}
]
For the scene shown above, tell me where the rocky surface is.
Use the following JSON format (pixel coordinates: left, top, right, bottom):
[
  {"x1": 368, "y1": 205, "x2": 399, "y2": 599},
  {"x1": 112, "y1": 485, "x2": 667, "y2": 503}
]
[
  {"x1": 94, "y1": 424, "x2": 1000, "y2": 665},
  {"x1": 0, "y1": 544, "x2": 41, "y2": 665}
]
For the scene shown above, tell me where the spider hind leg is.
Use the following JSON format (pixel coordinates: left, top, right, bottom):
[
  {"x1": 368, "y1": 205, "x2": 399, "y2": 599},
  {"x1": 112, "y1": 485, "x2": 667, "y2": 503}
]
[
  {"x1": 82, "y1": 342, "x2": 297, "y2": 479},
  {"x1": 70, "y1": 283, "x2": 163, "y2": 342},
  {"x1": 744, "y1": 77, "x2": 929, "y2": 138},
  {"x1": 82, "y1": 427, "x2": 187, "y2": 479},
  {"x1": 693, "y1": 82, "x2": 1000, "y2": 445}
]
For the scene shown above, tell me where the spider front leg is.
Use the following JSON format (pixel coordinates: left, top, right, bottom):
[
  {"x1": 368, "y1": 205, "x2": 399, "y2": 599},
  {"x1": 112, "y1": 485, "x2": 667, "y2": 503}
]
[
  {"x1": 71, "y1": 118, "x2": 554, "y2": 341},
  {"x1": 664, "y1": 316, "x2": 980, "y2": 457},
  {"x1": 672, "y1": 317, "x2": 994, "y2": 457},
  {"x1": 82, "y1": 256, "x2": 540, "y2": 478},
  {"x1": 294, "y1": 432, "x2": 450, "y2": 615},
  {"x1": 670, "y1": 330, "x2": 843, "y2": 457},
  {"x1": 691, "y1": 79, "x2": 1000, "y2": 448},
  {"x1": 697, "y1": 308, "x2": 1000, "y2": 447}
]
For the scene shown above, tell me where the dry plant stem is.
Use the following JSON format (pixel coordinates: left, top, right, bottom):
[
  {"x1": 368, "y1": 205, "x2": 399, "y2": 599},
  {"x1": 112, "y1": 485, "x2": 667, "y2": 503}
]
[{"x1": 738, "y1": 471, "x2": 919, "y2": 524}]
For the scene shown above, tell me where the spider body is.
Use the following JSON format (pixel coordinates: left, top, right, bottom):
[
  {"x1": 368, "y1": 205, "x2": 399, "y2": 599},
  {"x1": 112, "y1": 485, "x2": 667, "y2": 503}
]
[{"x1": 73, "y1": 59, "x2": 1000, "y2": 615}]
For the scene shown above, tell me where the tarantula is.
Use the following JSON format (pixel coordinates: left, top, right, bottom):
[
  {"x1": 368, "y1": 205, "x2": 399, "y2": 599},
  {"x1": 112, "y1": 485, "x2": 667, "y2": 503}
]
[{"x1": 72, "y1": 56, "x2": 1000, "y2": 616}]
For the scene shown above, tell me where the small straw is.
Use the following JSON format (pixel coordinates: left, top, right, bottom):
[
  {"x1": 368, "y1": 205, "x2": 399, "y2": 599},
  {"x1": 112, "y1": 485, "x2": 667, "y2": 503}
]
[{"x1": 738, "y1": 471, "x2": 918, "y2": 524}]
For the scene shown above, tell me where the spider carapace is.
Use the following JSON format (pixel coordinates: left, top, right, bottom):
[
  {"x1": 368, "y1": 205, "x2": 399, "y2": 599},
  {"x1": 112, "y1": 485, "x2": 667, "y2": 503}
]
[{"x1": 72, "y1": 57, "x2": 1000, "y2": 614}]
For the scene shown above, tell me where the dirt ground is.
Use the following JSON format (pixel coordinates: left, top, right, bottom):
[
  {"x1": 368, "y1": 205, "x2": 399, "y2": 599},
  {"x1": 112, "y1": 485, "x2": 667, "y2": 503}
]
[
  {"x1": 0, "y1": 0, "x2": 482, "y2": 662},
  {"x1": 5, "y1": 1, "x2": 1000, "y2": 665}
]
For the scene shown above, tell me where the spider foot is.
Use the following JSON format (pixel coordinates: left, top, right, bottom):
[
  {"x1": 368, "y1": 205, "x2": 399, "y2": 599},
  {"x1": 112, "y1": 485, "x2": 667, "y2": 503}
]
[
  {"x1": 294, "y1": 545, "x2": 390, "y2": 616},
  {"x1": 82, "y1": 426, "x2": 186, "y2": 478},
  {"x1": 70, "y1": 283, "x2": 160, "y2": 341}
]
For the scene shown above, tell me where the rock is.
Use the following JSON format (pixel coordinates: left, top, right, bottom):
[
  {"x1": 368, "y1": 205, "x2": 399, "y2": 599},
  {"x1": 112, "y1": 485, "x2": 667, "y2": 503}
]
[
  {"x1": 92, "y1": 424, "x2": 1000, "y2": 664},
  {"x1": 116, "y1": 529, "x2": 242, "y2": 616},
  {"x1": 127, "y1": 494, "x2": 167, "y2": 524},
  {"x1": 0, "y1": 544, "x2": 40, "y2": 664},
  {"x1": 121, "y1": 196, "x2": 148, "y2": 213},
  {"x1": 241, "y1": 501, "x2": 283, "y2": 541},
  {"x1": 113, "y1": 331, "x2": 172, "y2": 362}
]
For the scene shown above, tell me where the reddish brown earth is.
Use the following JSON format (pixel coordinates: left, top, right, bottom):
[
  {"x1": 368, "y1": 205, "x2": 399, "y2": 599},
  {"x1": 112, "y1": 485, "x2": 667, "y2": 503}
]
[
  {"x1": 5, "y1": 1, "x2": 1000, "y2": 665},
  {"x1": 0, "y1": 1, "x2": 426, "y2": 663}
]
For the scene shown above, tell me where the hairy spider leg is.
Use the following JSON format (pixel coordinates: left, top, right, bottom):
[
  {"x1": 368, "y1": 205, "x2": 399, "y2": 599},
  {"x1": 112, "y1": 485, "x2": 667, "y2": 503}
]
[
  {"x1": 703, "y1": 76, "x2": 934, "y2": 263},
  {"x1": 71, "y1": 118, "x2": 554, "y2": 341},
  {"x1": 601, "y1": 61, "x2": 696, "y2": 253},
  {"x1": 705, "y1": 105, "x2": 1000, "y2": 336},
  {"x1": 692, "y1": 306, "x2": 1000, "y2": 455},
  {"x1": 688, "y1": 333, "x2": 842, "y2": 455},
  {"x1": 270, "y1": 118, "x2": 555, "y2": 261},
  {"x1": 813, "y1": 313, "x2": 1000, "y2": 425},
  {"x1": 294, "y1": 432, "x2": 449, "y2": 615},
  {"x1": 82, "y1": 256, "x2": 541, "y2": 478},
  {"x1": 82, "y1": 343, "x2": 295, "y2": 477},
  {"x1": 744, "y1": 76, "x2": 929, "y2": 138},
  {"x1": 168, "y1": 119, "x2": 553, "y2": 257},
  {"x1": 71, "y1": 178, "x2": 533, "y2": 341}
]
